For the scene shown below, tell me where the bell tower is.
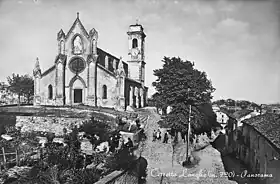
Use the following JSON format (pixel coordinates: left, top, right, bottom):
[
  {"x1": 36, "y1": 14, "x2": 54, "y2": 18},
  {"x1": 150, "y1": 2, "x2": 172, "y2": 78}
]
[{"x1": 127, "y1": 20, "x2": 146, "y2": 85}]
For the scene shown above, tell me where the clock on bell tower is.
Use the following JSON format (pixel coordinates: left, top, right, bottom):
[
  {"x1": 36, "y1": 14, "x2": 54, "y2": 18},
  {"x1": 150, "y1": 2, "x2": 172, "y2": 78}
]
[{"x1": 127, "y1": 21, "x2": 146, "y2": 85}]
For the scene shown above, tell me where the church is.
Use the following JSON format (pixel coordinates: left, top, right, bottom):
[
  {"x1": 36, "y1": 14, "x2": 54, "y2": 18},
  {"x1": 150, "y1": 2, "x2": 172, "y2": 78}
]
[{"x1": 33, "y1": 13, "x2": 148, "y2": 111}]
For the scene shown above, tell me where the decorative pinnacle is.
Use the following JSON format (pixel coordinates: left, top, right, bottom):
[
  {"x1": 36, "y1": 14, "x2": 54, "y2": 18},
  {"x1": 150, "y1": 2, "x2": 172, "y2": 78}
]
[
  {"x1": 35, "y1": 57, "x2": 40, "y2": 68},
  {"x1": 77, "y1": 12, "x2": 79, "y2": 18},
  {"x1": 136, "y1": 19, "x2": 139, "y2": 25}
]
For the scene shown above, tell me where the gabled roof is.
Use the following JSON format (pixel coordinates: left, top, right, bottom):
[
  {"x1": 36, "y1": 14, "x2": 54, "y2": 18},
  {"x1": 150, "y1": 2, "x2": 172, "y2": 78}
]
[
  {"x1": 218, "y1": 109, "x2": 237, "y2": 123},
  {"x1": 65, "y1": 14, "x2": 89, "y2": 39},
  {"x1": 97, "y1": 48, "x2": 128, "y2": 76},
  {"x1": 41, "y1": 65, "x2": 56, "y2": 77},
  {"x1": 232, "y1": 109, "x2": 253, "y2": 120},
  {"x1": 243, "y1": 113, "x2": 280, "y2": 152}
]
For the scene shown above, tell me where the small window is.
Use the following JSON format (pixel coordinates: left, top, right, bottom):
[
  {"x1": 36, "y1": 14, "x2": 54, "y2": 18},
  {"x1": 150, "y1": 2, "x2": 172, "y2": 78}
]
[
  {"x1": 132, "y1": 38, "x2": 138, "y2": 48},
  {"x1": 48, "y1": 85, "x2": 53, "y2": 99},
  {"x1": 60, "y1": 40, "x2": 65, "y2": 54},
  {"x1": 108, "y1": 58, "x2": 114, "y2": 72},
  {"x1": 92, "y1": 39, "x2": 96, "y2": 53},
  {"x1": 102, "y1": 85, "x2": 107, "y2": 99}
]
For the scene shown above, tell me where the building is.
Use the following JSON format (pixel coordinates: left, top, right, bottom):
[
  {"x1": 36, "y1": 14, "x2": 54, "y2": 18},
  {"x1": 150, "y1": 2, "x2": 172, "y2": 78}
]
[
  {"x1": 33, "y1": 13, "x2": 148, "y2": 111},
  {"x1": 213, "y1": 107, "x2": 229, "y2": 134},
  {"x1": 237, "y1": 114, "x2": 280, "y2": 184},
  {"x1": 228, "y1": 109, "x2": 260, "y2": 158},
  {"x1": 223, "y1": 113, "x2": 238, "y2": 155},
  {"x1": 232, "y1": 109, "x2": 256, "y2": 127},
  {"x1": 212, "y1": 104, "x2": 220, "y2": 112}
]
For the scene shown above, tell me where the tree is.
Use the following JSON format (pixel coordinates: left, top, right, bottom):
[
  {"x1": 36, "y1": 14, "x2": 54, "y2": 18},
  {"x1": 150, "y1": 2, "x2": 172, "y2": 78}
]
[
  {"x1": 152, "y1": 57, "x2": 216, "y2": 134},
  {"x1": 7, "y1": 73, "x2": 34, "y2": 104}
]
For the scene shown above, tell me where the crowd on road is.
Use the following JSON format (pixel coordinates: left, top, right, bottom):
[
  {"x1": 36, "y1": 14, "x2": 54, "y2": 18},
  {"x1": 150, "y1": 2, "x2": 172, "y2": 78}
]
[{"x1": 152, "y1": 128, "x2": 169, "y2": 144}]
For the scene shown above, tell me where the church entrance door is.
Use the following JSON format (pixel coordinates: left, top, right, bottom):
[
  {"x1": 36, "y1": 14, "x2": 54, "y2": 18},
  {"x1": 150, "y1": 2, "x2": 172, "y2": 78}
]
[{"x1": 74, "y1": 89, "x2": 83, "y2": 103}]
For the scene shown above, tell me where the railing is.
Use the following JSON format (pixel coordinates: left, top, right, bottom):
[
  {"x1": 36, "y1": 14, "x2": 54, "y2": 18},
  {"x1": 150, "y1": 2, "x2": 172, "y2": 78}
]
[
  {"x1": 94, "y1": 170, "x2": 128, "y2": 184},
  {"x1": 0, "y1": 147, "x2": 20, "y2": 171}
]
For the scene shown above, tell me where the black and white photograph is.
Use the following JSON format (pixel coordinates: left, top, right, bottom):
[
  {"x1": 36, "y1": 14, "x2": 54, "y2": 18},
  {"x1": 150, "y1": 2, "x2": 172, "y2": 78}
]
[{"x1": 0, "y1": 0, "x2": 280, "y2": 183}]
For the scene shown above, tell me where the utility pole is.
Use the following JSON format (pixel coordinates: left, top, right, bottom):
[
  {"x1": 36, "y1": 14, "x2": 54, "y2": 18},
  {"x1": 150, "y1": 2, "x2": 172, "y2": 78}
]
[
  {"x1": 186, "y1": 103, "x2": 191, "y2": 162},
  {"x1": 185, "y1": 88, "x2": 191, "y2": 163}
]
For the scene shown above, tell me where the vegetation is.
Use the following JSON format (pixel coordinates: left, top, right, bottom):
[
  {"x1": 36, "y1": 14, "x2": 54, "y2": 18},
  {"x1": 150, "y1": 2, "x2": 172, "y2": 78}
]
[
  {"x1": 0, "y1": 105, "x2": 149, "y2": 183},
  {"x1": 0, "y1": 116, "x2": 141, "y2": 183},
  {"x1": 213, "y1": 99, "x2": 260, "y2": 109},
  {"x1": 7, "y1": 73, "x2": 34, "y2": 104},
  {"x1": 151, "y1": 57, "x2": 218, "y2": 135},
  {"x1": 79, "y1": 115, "x2": 112, "y2": 142}
]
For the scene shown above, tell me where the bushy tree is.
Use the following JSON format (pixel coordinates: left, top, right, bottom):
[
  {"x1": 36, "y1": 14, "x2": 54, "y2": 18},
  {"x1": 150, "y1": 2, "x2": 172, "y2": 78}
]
[
  {"x1": 7, "y1": 73, "x2": 34, "y2": 104},
  {"x1": 152, "y1": 57, "x2": 216, "y2": 134},
  {"x1": 80, "y1": 116, "x2": 112, "y2": 143}
]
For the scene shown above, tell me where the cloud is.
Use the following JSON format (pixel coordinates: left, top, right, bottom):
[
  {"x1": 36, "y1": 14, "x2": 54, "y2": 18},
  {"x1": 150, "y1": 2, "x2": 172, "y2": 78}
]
[{"x1": 213, "y1": 18, "x2": 249, "y2": 38}]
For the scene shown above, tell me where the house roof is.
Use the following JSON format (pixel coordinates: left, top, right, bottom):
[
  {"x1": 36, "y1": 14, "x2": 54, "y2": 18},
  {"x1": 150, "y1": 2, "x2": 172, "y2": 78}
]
[
  {"x1": 218, "y1": 109, "x2": 237, "y2": 123},
  {"x1": 242, "y1": 113, "x2": 280, "y2": 151},
  {"x1": 232, "y1": 109, "x2": 253, "y2": 120}
]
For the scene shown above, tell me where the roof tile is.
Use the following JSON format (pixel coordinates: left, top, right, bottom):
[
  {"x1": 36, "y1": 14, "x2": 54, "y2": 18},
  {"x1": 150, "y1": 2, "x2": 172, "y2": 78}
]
[{"x1": 243, "y1": 113, "x2": 280, "y2": 150}]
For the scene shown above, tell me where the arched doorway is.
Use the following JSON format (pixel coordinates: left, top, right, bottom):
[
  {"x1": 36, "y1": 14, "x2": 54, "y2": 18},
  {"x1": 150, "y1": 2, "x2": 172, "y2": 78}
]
[
  {"x1": 74, "y1": 88, "x2": 83, "y2": 103},
  {"x1": 69, "y1": 76, "x2": 86, "y2": 105}
]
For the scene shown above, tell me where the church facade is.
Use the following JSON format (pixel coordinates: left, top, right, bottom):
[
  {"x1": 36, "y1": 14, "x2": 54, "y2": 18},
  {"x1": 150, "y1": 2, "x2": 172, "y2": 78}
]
[{"x1": 33, "y1": 13, "x2": 148, "y2": 111}]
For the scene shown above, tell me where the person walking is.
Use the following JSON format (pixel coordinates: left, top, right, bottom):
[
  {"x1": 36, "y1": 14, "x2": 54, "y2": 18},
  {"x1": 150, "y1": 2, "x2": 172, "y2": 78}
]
[
  {"x1": 125, "y1": 137, "x2": 133, "y2": 149},
  {"x1": 118, "y1": 136, "x2": 125, "y2": 151},
  {"x1": 152, "y1": 130, "x2": 157, "y2": 142},
  {"x1": 163, "y1": 132, "x2": 169, "y2": 143},
  {"x1": 156, "y1": 129, "x2": 161, "y2": 141}
]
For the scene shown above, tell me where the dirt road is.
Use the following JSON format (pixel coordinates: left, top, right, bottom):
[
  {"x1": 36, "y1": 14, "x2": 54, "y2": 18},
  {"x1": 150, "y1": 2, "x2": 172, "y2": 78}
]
[{"x1": 140, "y1": 108, "x2": 237, "y2": 184}]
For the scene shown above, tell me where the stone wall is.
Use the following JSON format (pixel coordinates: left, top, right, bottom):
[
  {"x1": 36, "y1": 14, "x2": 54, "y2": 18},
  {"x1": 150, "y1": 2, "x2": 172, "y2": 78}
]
[
  {"x1": 96, "y1": 66, "x2": 118, "y2": 108},
  {"x1": 39, "y1": 69, "x2": 56, "y2": 105},
  {"x1": 15, "y1": 116, "x2": 87, "y2": 136}
]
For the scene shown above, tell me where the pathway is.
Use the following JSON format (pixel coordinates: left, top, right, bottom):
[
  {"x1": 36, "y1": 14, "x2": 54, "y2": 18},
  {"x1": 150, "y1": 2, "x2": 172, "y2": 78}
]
[{"x1": 139, "y1": 108, "x2": 238, "y2": 184}]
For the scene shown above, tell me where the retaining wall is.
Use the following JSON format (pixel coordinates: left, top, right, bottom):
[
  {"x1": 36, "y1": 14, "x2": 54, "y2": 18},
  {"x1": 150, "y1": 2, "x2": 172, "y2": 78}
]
[{"x1": 15, "y1": 116, "x2": 87, "y2": 136}]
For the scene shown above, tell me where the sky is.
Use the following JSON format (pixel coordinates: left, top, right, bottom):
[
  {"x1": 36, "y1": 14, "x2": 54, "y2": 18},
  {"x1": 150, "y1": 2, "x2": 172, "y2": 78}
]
[{"x1": 0, "y1": 0, "x2": 280, "y2": 104}]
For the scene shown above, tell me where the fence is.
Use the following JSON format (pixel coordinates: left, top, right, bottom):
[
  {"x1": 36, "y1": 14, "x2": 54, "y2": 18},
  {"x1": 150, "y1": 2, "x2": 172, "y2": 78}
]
[{"x1": 0, "y1": 147, "x2": 20, "y2": 171}]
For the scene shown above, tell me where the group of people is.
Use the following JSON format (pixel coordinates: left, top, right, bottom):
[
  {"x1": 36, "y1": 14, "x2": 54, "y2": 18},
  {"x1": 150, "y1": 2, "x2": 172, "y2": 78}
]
[
  {"x1": 87, "y1": 132, "x2": 134, "y2": 154},
  {"x1": 109, "y1": 133, "x2": 133, "y2": 152},
  {"x1": 152, "y1": 129, "x2": 169, "y2": 143}
]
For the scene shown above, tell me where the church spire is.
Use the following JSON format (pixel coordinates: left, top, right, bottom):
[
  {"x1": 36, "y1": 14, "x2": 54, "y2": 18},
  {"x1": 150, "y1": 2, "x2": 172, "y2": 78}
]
[
  {"x1": 117, "y1": 57, "x2": 125, "y2": 77},
  {"x1": 118, "y1": 57, "x2": 123, "y2": 70},
  {"x1": 33, "y1": 57, "x2": 41, "y2": 77},
  {"x1": 35, "y1": 57, "x2": 40, "y2": 69}
]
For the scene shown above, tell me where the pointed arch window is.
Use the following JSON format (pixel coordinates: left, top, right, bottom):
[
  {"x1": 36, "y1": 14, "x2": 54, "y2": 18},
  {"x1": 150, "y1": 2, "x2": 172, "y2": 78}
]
[
  {"x1": 73, "y1": 35, "x2": 83, "y2": 54},
  {"x1": 48, "y1": 85, "x2": 53, "y2": 99},
  {"x1": 60, "y1": 40, "x2": 65, "y2": 54},
  {"x1": 102, "y1": 85, "x2": 107, "y2": 99},
  {"x1": 92, "y1": 39, "x2": 96, "y2": 54},
  {"x1": 132, "y1": 38, "x2": 138, "y2": 48}
]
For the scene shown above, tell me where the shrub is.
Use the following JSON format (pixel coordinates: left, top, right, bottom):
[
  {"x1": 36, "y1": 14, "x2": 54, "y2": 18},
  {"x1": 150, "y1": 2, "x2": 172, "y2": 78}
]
[
  {"x1": 80, "y1": 116, "x2": 112, "y2": 142},
  {"x1": 104, "y1": 148, "x2": 136, "y2": 171},
  {"x1": 46, "y1": 132, "x2": 55, "y2": 143}
]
